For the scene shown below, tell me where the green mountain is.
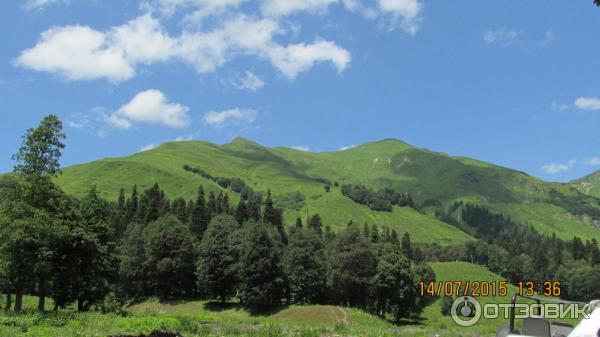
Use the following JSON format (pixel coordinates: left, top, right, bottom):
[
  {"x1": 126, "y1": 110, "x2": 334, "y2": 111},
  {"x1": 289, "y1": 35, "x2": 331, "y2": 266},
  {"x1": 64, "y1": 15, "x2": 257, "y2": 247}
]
[
  {"x1": 572, "y1": 170, "x2": 600, "y2": 198},
  {"x1": 54, "y1": 137, "x2": 600, "y2": 243}
]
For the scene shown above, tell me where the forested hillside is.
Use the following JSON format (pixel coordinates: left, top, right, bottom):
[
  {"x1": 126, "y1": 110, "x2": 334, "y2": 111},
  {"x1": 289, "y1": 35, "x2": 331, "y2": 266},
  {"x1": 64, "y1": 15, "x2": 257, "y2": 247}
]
[{"x1": 2, "y1": 115, "x2": 600, "y2": 337}]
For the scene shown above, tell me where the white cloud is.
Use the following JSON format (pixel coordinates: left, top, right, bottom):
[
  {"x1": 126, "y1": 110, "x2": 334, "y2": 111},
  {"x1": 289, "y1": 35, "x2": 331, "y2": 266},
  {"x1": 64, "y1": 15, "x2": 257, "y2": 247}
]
[
  {"x1": 338, "y1": 144, "x2": 356, "y2": 150},
  {"x1": 107, "y1": 89, "x2": 190, "y2": 129},
  {"x1": 140, "y1": 143, "x2": 157, "y2": 151},
  {"x1": 23, "y1": 0, "x2": 69, "y2": 11},
  {"x1": 574, "y1": 97, "x2": 600, "y2": 111},
  {"x1": 483, "y1": 28, "x2": 521, "y2": 46},
  {"x1": 15, "y1": 25, "x2": 135, "y2": 81},
  {"x1": 230, "y1": 71, "x2": 265, "y2": 91},
  {"x1": 261, "y1": 0, "x2": 338, "y2": 17},
  {"x1": 202, "y1": 108, "x2": 256, "y2": 127},
  {"x1": 292, "y1": 145, "x2": 311, "y2": 151},
  {"x1": 377, "y1": 0, "x2": 423, "y2": 34},
  {"x1": 584, "y1": 158, "x2": 600, "y2": 166},
  {"x1": 16, "y1": 14, "x2": 351, "y2": 81},
  {"x1": 541, "y1": 159, "x2": 576, "y2": 174},
  {"x1": 269, "y1": 39, "x2": 351, "y2": 79}
]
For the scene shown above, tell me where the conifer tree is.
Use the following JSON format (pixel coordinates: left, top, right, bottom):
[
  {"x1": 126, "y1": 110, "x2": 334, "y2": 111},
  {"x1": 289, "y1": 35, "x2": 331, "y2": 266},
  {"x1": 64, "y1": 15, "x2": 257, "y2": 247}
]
[
  {"x1": 190, "y1": 186, "x2": 207, "y2": 239},
  {"x1": 234, "y1": 199, "x2": 248, "y2": 225},
  {"x1": 207, "y1": 192, "x2": 217, "y2": 218},
  {"x1": 238, "y1": 222, "x2": 285, "y2": 311},
  {"x1": 308, "y1": 214, "x2": 323, "y2": 236}
]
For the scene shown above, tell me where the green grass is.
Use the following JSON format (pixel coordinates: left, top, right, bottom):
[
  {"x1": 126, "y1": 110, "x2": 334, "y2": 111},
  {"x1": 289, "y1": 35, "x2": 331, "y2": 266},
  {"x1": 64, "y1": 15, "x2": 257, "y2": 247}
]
[
  {"x1": 573, "y1": 170, "x2": 600, "y2": 198},
  {"x1": 0, "y1": 264, "x2": 583, "y2": 337},
  {"x1": 53, "y1": 137, "x2": 600, "y2": 243}
]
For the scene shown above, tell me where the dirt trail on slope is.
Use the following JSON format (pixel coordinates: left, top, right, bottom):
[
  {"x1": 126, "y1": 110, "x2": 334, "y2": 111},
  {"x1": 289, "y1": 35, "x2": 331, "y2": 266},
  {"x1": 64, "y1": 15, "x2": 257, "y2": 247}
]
[{"x1": 330, "y1": 306, "x2": 348, "y2": 325}]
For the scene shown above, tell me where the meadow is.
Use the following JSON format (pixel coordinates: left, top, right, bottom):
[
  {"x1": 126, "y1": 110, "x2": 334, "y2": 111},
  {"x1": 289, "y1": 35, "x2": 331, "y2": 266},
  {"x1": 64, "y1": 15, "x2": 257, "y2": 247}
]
[{"x1": 0, "y1": 262, "x2": 530, "y2": 337}]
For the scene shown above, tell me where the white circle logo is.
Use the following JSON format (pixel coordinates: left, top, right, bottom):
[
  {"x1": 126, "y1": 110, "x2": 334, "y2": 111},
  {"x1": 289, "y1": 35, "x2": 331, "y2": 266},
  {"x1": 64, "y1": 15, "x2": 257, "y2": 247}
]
[{"x1": 450, "y1": 296, "x2": 481, "y2": 327}]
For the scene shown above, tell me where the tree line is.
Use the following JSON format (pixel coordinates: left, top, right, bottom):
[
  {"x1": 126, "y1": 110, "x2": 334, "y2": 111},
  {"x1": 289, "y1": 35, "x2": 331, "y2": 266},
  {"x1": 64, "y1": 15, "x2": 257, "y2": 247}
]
[
  {"x1": 0, "y1": 115, "x2": 434, "y2": 322},
  {"x1": 424, "y1": 203, "x2": 600, "y2": 301},
  {"x1": 340, "y1": 183, "x2": 415, "y2": 212}
]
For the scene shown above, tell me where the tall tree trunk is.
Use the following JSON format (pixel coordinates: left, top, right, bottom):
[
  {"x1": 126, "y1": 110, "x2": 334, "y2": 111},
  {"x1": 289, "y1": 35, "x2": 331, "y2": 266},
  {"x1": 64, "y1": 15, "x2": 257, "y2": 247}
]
[
  {"x1": 14, "y1": 290, "x2": 23, "y2": 313},
  {"x1": 37, "y1": 277, "x2": 46, "y2": 311},
  {"x1": 5, "y1": 292, "x2": 11, "y2": 313}
]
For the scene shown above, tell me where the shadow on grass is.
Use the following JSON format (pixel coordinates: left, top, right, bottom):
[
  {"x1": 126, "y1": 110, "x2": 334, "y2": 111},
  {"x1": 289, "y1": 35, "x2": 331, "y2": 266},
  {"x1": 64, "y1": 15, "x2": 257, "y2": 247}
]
[
  {"x1": 202, "y1": 301, "x2": 289, "y2": 317},
  {"x1": 392, "y1": 316, "x2": 426, "y2": 326}
]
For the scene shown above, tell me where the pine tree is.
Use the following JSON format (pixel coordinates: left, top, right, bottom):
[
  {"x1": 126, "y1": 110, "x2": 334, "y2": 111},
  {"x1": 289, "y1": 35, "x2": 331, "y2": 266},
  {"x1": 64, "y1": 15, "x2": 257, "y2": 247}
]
[
  {"x1": 263, "y1": 190, "x2": 277, "y2": 225},
  {"x1": 308, "y1": 214, "x2": 323, "y2": 236},
  {"x1": 126, "y1": 185, "x2": 138, "y2": 223},
  {"x1": 190, "y1": 186, "x2": 207, "y2": 239},
  {"x1": 207, "y1": 192, "x2": 217, "y2": 219},
  {"x1": 173, "y1": 197, "x2": 188, "y2": 224},
  {"x1": 247, "y1": 200, "x2": 261, "y2": 222},
  {"x1": 235, "y1": 199, "x2": 248, "y2": 225},
  {"x1": 401, "y1": 233, "x2": 412, "y2": 259},
  {"x1": 238, "y1": 222, "x2": 286, "y2": 311}
]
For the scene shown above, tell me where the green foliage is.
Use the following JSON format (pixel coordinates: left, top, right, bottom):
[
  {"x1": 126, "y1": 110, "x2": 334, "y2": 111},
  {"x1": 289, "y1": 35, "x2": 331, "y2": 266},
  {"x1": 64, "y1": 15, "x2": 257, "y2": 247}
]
[
  {"x1": 238, "y1": 222, "x2": 285, "y2": 312},
  {"x1": 274, "y1": 192, "x2": 305, "y2": 211},
  {"x1": 563, "y1": 265, "x2": 600, "y2": 300},
  {"x1": 327, "y1": 225, "x2": 376, "y2": 308},
  {"x1": 12, "y1": 114, "x2": 65, "y2": 177},
  {"x1": 196, "y1": 215, "x2": 239, "y2": 301},
  {"x1": 341, "y1": 183, "x2": 414, "y2": 212},
  {"x1": 284, "y1": 228, "x2": 326, "y2": 304},
  {"x1": 143, "y1": 215, "x2": 198, "y2": 300},
  {"x1": 372, "y1": 244, "x2": 415, "y2": 319}
]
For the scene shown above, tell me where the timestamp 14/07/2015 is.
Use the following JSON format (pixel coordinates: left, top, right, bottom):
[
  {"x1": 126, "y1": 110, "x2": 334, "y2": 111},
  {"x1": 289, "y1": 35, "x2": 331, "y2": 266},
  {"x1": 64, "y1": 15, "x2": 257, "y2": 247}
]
[{"x1": 418, "y1": 281, "x2": 562, "y2": 298}]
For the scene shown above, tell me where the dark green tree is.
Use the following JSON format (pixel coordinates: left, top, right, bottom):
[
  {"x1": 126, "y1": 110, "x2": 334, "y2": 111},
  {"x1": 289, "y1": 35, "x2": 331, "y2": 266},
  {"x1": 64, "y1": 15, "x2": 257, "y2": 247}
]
[
  {"x1": 373, "y1": 244, "x2": 414, "y2": 319},
  {"x1": 401, "y1": 233, "x2": 412, "y2": 259},
  {"x1": 196, "y1": 215, "x2": 239, "y2": 302},
  {"x1": 284, "y1": 227, "x2": 326, "y2": 304},
  {"x1": 308, "y1": 214, "x2": 323, "y2": 236},
  {"x1": 238, "y1": 222, "x2": 286, "y2": 311},
  {"x1": 144, "y1": 215, "x2": 198, "y2": 300},
  {"x1": 190, "y1": 186, "x2": 208, "y2": 239},
  {"x1": 234, "y1": 198, "x2": 248, "y2": 225},
  {"x1": 327, "y1": 225, "x2": 376, "y2": 308}
]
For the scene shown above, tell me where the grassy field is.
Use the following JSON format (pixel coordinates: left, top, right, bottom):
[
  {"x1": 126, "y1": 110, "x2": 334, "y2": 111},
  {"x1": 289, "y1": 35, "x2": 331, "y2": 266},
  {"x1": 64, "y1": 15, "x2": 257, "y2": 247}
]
[
  {"x1": 53, "y1": 138, "x2": 600, "y2": 243},
  {"x1": 0, "y1": 262, "x2": 542, "y2": 337},
  {"x1": 572, "y1": 170, "x2": 600, "y2": 198}
]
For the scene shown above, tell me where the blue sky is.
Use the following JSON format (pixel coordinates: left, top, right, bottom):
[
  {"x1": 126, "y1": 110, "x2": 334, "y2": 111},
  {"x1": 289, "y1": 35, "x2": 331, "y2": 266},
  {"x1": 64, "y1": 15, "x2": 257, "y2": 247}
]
[{"x1": 1, "y1": 0, "x2": 600, "y2": 182}]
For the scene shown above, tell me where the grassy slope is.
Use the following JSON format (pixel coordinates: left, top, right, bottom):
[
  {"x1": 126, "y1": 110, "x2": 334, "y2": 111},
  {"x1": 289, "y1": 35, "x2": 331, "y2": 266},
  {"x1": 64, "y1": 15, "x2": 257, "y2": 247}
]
[
  {"x1": 55, "y1": 138, "x2": 600, "y2": 242},
  {"x1": 422, "y1": 261, "x2": 518, "y2": 336},
  {"x1": 55, "y1": 139, "x2": 471, "y2": 245},
  {"x1": 572, "y1": 170, "x2": 600, "y2": 198}
]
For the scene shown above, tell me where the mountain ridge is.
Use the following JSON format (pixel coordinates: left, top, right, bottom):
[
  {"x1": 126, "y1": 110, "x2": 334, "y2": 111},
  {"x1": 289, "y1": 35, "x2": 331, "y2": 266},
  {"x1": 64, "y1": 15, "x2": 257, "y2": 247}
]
[{"x1": 53, "y1": 138, "x2": 600, "y2": 243}]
